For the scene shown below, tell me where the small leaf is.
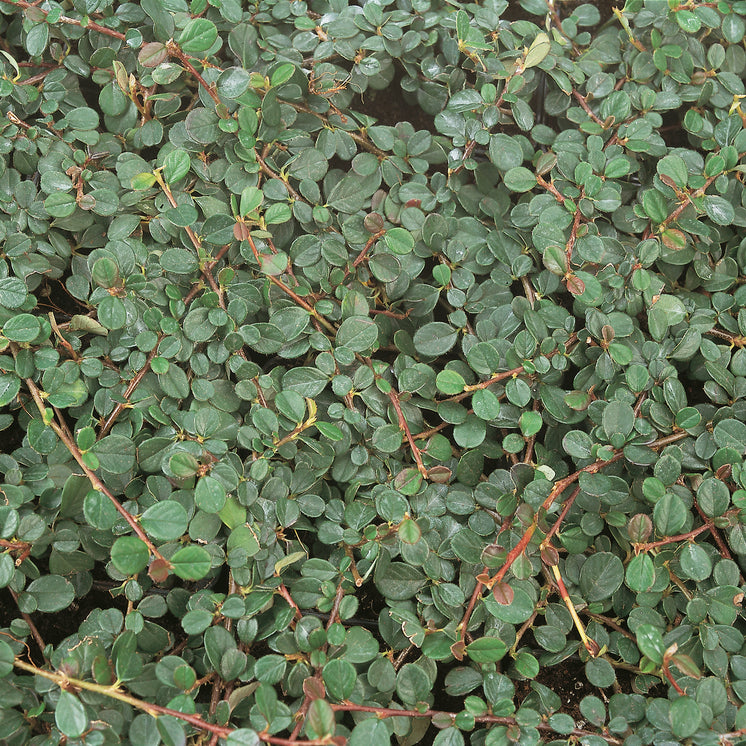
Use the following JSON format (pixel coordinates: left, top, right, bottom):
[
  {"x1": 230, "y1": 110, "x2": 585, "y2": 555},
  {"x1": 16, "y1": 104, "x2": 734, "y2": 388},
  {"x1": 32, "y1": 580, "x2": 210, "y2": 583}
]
[
  {"x1": 171, "y1": 545, "x2": 212, "y2": 580},
  {"x1": 163, "y1": 149, "x2": 191, "y2": 184},
  {"x1": 304, "y1": 699, "x2": 335, "y2": 740},
  {"x1": 503, "y1": 166, "x2": 536, "y2": 192},
  {"x1": 524, "y1": 32, "x2": 551, "y2": 68},
  {"x1": 636, "y1": 623, "x2": 664, "y2": 665},
  {"x1": 111, "y1": 536, "x2": 150, "y2": 575},
  {"x1": 55, "y1": 691, "x2": 88, "y2": 739},
  {"x1": 385, "y1": 227, "x2": 415, "y2": 255},
  {"x1": 179, "y1": 18, "x2": 218, "y2": 54}
]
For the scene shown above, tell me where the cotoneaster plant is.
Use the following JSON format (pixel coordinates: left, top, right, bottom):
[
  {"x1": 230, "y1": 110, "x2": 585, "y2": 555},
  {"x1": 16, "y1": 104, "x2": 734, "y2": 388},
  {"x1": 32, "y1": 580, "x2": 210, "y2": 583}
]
[{"x1": 0, "y1": 0, "x2": 746, "y2": 744}]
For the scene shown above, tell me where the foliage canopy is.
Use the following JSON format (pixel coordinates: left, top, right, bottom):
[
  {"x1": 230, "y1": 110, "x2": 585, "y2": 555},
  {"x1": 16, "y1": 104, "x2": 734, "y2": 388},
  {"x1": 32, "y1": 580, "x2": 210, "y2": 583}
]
[{"x1": 1, "y1": 0, "x2": 746, "y2": 743}]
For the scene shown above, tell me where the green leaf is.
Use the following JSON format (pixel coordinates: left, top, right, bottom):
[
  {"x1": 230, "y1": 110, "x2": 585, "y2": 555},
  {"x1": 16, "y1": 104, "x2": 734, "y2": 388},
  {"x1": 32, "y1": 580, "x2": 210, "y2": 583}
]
[
  {"x1": 140, "y1": 502, "x2": 189, "y2": 541},
  {"x1": 676, "y1": 9, "x2": 701, "y2": 33},
  {"x1": 131, "y1": 172, "x2": 157, "y2": 190},
  {"x1": 0, "y1": 277, "x2": 28, "y2": 308},
  {"x1": 55, "y1": 691, "x2": 88, "y2": 739},
  {"x1": 657, "y1": 154, "x2": 688, "y2": 188},
  {"x1": 703, "y1": 195, "x2": 735, "y2": 225},
  {"x1": 91, "y1": 434, "x2": 135, "y2": 474},
  {"x1": 414, "y1": 322, "x2": 458, "y2": 356},
  {"x1": 65, "y1": 106, "x2": 99, "y2": 130},
  {"x1": 0, "y1": 639, "x2": 14, "y2": 677},
  {"x1": 171, "y1": 545, "x2": 212, "y2": 580},
  {"x1": 195, "y1": 476, "x2": 227, "y2": 513},
  {"x1": 348, "y1": 720, "x2": 390, "y2": 746},
  {"x1": 503, "y1": 166, "x2": 536, "y2": 192},
  {"x1": 111, "y1": 536, "x2": 150, "y2": 575},
  {"x1": 226, "y1": 729, "x2": 262, "y2": 746},
  {"x1": 0, "y1": 374, "x2": 20, "y2": 407},
  {"x1": 505, "y1": 377, "x2": 531, "y2": 407},
  {"x1": 322, "y1": 659, "x2": 356, "y2": 700},
  {"x1": 240, "y1": 186, "x2": 263, "y2": 216},
  {"x1": 626, "y1": 553, "x2": 654, "y2": 593},
  {"x1": 642, "y1": 189, "x2": 668, "y2": 223},
  {"x1": 563, "y1": 430, "x2": 593, "y2": 459},
  {"x1": 265, "y1": 203, "x2": 291, "y2": 224},
  {"x1": 163, "y1": 149, "x2": 191, "y2": 184},
  {"x1": 436, "y1": 369, "x2": 465, "y2": 395},
  {"x1": 524, "y1": 32, "x2": 551, "y2": 68},
  {"x1": 670, "y1": 696, "x2": 701, "y2": 738},
  {"x1": 471, "y1": 388, "x2": 500, "y2": 420},
  {"x1": 26, "y1": 575, "x2": 75, "y2": 612},
  {"x1": 654, "y1": 493, "x2": 687, "y2": 535},
  {"x1": 385, "y1": 227, "x2": 415, "y2": 255},
  {"x1": 679, "y1": 543, "x2": 712, "y2": 581},
  {"x1": 179, "y1": 18, "x2": 218, "y2": 54},
  {"x1": 466, "y1": 636, "x2": 507, "y2": 663},
  {"x1": 714, "y1": 419, "x2": 746, "y2": 452},
  {"x1": 456, "y1": 9, "x2": 470, "y2": 41},
  {"x1": 578, "y1": 552, "x2": 624, "y2": 602},
  {"x1": 270, "y1": 62, "x2": 295, "y2": 87},
  {"x1": 3, "y1": 313, "x2": 41, "y2": 342},
  {"x1": 602, "y1": 400, "x2": 635, "y2": 440},
  {"x1": 304, "y1": 699, "x2": 335, "y2": 740}
]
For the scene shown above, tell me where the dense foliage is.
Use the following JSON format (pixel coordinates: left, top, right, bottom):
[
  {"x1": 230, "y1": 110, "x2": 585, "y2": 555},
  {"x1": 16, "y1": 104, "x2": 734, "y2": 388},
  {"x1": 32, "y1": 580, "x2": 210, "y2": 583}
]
[{"x1": 1, "y1": 0, "x2": 746, "y2": 743}]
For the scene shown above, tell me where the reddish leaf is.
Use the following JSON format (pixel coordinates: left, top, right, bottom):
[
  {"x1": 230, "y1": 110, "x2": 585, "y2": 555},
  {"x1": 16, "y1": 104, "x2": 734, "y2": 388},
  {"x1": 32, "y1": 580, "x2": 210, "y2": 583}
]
[
  {"x1": 566, "y1": 274, "x2": 585, "y2": 295},
  {"x1": 450, "y1": 640, "x2": 466, "y2": 661},
  {"x1": 148, "y1": 558, "x2": 171, "y2": 584},
  {"x1": 540, "y1": 544, "x2": 559, "y2": 567},
  {"x1": 139, "y1": 42, "x2": 168, "y2": 68},
  {"x1": 661, "y1": 228, "x2": 687, "y2": 250},
  {"x1": 492, "y1": 582, "x2": 514, "y2": 606}
]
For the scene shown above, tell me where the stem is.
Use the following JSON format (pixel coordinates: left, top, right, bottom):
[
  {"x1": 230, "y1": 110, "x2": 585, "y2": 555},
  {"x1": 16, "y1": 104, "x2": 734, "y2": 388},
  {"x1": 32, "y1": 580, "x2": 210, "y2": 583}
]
[
  {"x1": 255, "y1": 151, "x2": 303, "y2": 203},
  {"x1": 572, "y1": 90, "x2": 604, "y2": 126},
  {"x1": 551, "y1": 563, "x2": 600, "y2": 657},
  {"x1": 15, "y1": 354, "x2": 166, "y2": 564},
  {"x1": 166, "y1": 41, "x2": 221, "y2": 108},
  {"x1": 99, "y1": 343, "x2": 161, "y2": 438},
  {"x1": 632, "y1": 521, "x2": 714, "y2": 552},
  {"x1": 660, "y1": 174, "x2": 719, "y2": 229},
  {"x1": 330, "y1": 703, "x2": 623, "y2": 744},
  {"x1": 347, "y1": 229, "x2": 385, "y2": 277},
  {"x1": 386, "y1": 386, "x2": 428, "y2": 478},
  {"x1": 276, "y1": 584, "x2": 303, "y2": 624},
  {"x1": 661, "y1": 654, "x2": 685, "y2": 696},
  {"x1": 11, "y1": 658, "x2": 333, "y2": 745},
  {"x1": 536, "y1": 173, "x2": 566, "y2": 204},
  {"x1": 0, "y1": 0, "x2": 126, "y2": 39},
  {"x1": 478, "y1": 428, "x2": 694, "y2": 590},
  {"x1": 244, "y1": 234, "x2": 337, "y2": 335},
  {"x1": 8, "y1": 587, "x2": 46, "y2": 659}
]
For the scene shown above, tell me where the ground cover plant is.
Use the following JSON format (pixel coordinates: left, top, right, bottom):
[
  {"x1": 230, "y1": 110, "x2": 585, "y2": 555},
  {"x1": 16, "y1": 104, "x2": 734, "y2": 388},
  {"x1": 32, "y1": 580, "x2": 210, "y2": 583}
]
[{"x1": 2, "y1": 0, "x2": 746, "y2": 743}]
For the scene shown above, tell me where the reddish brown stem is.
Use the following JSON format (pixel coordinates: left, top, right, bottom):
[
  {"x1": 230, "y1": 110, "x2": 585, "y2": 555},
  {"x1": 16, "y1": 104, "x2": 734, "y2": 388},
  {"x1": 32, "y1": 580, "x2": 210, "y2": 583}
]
[
  {"x1": 633, "y1": 522, "x2": 712, "y2": 552},
  {"x1": 0, "y1": 0, "x2": 126, "y2": 39},
  {"x1": 536, "y1": 173, "x2": 566, "y2": 204},
  {"x1": 386, "y1": 386, "x2": 428, "y2": 478},
  {"x1": 347, "y1": 230, "x2": 384, "y2": 276},
  {"x1": 459, "y1": 577, "x2": 484, "y2": 644},
  {"x1": 166, "y1": 41, "x2": 222, "y2": 108},
  {"x1": 661, "y1": 174, "x2": 719, "y2": 228},
  {"x1": 255, "y1": 151, "x2": 304, "y2": 203},
  {"x1": 544, "y1": 486, "x2": 581, "y2": 543},
  {"x1": 572, "y1": 90, "x2": 604, "y2": 126},
  {"x1": 661, "y1": 657, "x2": 685, "y2": 695},
  {"x1": 99, "y1": 343, "x2": 161, "y2": 438},
  {"x1": 17, "y1": 368, "x2": 167, "y2": 564},
  {"x1": 277, "y1": 584, "x2": 303, "y2": 624},
  {"x1": 330, "y1": 703, "x2": 622, "y2": 743},
  {"x1": 8, "y1": 587, "x2": 46, "y2": 658}
]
